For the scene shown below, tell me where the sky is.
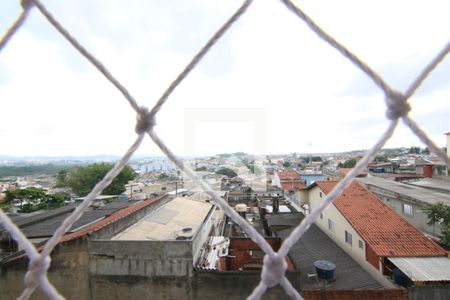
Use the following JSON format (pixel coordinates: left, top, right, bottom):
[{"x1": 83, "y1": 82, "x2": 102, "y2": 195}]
[{"x1": 1, "y1": 0, "x2": 449, "y2": 157}]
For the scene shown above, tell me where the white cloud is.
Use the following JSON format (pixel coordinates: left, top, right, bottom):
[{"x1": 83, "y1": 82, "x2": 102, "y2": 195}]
[{"x1": 1, "y1": 0, "x2": 449, "y2": 157}]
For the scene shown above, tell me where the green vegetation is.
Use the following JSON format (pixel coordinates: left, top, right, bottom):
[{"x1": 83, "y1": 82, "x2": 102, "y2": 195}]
[
  {"x1": 158, "y1": 173, "x2": 169, "y2": 180},
  {"x1": 68, "y1": 163, "x2": 136, "y2": 196},
  {"x1": 55, "y1": 169, "x2": 70, "y2": 187},
  {"x1": 423, "y1": 202, "x2": 450, "y2": 247},
  {"x1": 1, "y1": 187, "x2": 69, "y2": 213},
  {"x1": 216, "y1": 167, "x2": 237, "y2": 178},
  {"x1": 338, "y1": 158, "x2": 357, "y2": 168},
  {"x1": 0, "y1": 164, "x2": 74, "y2": 178},
  {"x1": 408, "y1": 146, "x2": 421, "y2": 154},
  {"x1": 195, "y1": 166, "x2": 207, "y2": 172},
  {"x1": 299, "y1": 156, "x2": 323, "y2": 163},
  {"x1": 283, "y1": 161, "x2": 291, "y2": 167}
]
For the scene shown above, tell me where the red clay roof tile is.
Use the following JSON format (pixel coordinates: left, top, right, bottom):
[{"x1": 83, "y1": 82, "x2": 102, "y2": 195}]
[
  {"x1": 281, "y1": 181, "x2": 305, "y2": 191},
  {"x1": 277, "y1": 171, "x2": 301, "y2": 180},
  {"x1": 316, "y1": 181, "x2": 446, "y2": 257}
]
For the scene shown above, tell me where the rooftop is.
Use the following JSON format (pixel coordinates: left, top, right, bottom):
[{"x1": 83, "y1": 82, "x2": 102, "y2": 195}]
[
  {"x1": 402, "y1": 176, "x2": 450, "y2": 194},
  {"x1": 388, "y1": 257, "x2": 450, "y2": 282},
  {"x1": 358, "y1": 176, "x2": 450, "y2": 206},
  {"x1": 270, "y1": 214, "x2": 383, "y2": 290},
  {"x1": 280, "y1": 181, "x2": 305, "y2": 191},
  {"x1": 277, "y1": 171, "x2": 301, "y2": 180},
  {"x1": 339, "y1": 168, "x2": 367, "y2": 177},
  {"x1": 1, "y1": 200, "x2": 141, "y2": 239},
  {"x1": 316, "y1": 181, "x2": 446, "y2": 257},
  {"x1": 112, "y1": 196, "x2": 213, "y2": 241}
]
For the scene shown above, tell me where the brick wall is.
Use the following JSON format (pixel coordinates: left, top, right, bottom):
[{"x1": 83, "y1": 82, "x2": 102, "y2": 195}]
[
  {"x1": 366, "y1": 244, "x2": 380, "y2": 270},
  {"x1": 303, "y1": 288, "x2": 408, "y2": 300}
]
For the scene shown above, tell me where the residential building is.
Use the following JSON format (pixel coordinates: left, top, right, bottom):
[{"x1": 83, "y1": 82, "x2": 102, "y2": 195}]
[
  {"x1": 272, "y1": 171, "x2": 305, "y2": 210},
  {"x1": 358, "y1": 176, "x2": 450, "y2": 238},
  {"x1": 306, "y1": 180, "x2": 448, "y2": 288}
]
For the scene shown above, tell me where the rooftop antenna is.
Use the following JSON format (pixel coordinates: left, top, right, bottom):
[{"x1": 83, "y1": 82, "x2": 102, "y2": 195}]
[{"x1": 308, "y1": 141, "x2": 312, "y2": 165}]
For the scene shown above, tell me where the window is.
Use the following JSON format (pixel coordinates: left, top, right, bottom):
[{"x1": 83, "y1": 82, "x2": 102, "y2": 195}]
[
  {"x1": 345, "y1": 230, "x2": 352, "y2": 246},
  {"x1": 319, "y1": 192, "x2": 323, "y2": 198},
  {"x1": 320, "y1": 213, "x2": 323, "y2": 220},
  {"x1": 358, "y1": 240, "x2": 364, "y2": 249},
  {"x1": 328, "y1": 219, "x2": 335, "y2": 232},
  {"x1": 403, "y1": 203, "x2": 413, "y2": 216}
]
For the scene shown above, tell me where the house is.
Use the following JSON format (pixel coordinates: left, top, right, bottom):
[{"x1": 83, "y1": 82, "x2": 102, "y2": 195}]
[
  {"x1": 1, "y1": 192, "x2": 295, "y2": 300},
  {"x1": 307, "y1": 180, "x2": 448, "y2": 288},
  {"x1": 272, "y1": 171, "x2": 305, "y2": 210},
  {"x1": 358, "y1": 176, "x2": 450, "y2": 238}
]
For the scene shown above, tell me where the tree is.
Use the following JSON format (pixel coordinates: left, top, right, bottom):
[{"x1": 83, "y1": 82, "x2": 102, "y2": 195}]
[
  {"x1": 68, "y1": 163, "x2": 136, "y2": 196},
  {"x1": 44, "y1": 192, "x2": 69, "y2": 209},
  {"x1": 55, "y1": 169, "x2": 69, "y2": 187},
  {"x1": 283, "y1": 161, "x2": 291, "y2": 168},
  {"x1": 158, "y1": 173, "x2": 169, "y2": 180},
  {"x1": 195, "y1": 166, "x2": 207, "y2": 172},
  {"x1": 216, "y1": 168, "x2": 238, "y2": 178},
  {"x1": 423, "y1": 202, "x2": 450, "y2": 247},
  {"x1": 408, "y1": 146, "x2": 421, "y2": 154},
  {"x1": 339, "y1": 158, "x2": 357, "y2": 168},
  {"x1": 3, "y1": 187, "x2": 46, "y2": 212}
]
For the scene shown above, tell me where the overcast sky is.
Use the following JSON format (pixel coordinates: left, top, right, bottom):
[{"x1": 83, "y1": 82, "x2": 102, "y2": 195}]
[{"x1": 1, "y1": 0, "x2": 449, "y2": 157}]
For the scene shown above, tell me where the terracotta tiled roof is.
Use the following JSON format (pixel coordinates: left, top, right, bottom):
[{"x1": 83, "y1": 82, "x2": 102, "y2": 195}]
[
  {"x1": 315, "y1": 181, "x2": 338, "y2": 194},
  {"x1": 281, "y1": 181, "x2": 305, "y2": 191},
  {"x1": 316, "y1": 181, "x2": 446, "y2": 257},
  {"x1": 277, "y1": 171, "x2": 300, "y2": 180}
]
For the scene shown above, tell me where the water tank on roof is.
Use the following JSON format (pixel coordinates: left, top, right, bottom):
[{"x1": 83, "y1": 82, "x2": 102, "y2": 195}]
[{"x1": 313, "y1": 260, "x2": 336, "y2": 280}]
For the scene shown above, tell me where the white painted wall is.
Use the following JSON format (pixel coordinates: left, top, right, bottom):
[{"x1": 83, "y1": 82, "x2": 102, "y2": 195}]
[
  {"x1": 309, "y1": 185, "x2": 395, "y2": 288},
  {"x1": 447, "y1": 133, "x2": 450, "y2": 158},
  {"x1": 272, "y1": 173, "x2": 281, "y2": 188}
]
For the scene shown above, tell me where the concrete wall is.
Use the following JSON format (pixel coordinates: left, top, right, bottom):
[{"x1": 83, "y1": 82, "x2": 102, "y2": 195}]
[
  {"x1": 364, "y1": 184, "x2": 442, "y2": 237},
  {"x1": 89, "y1": 270, "x2": 300, "y2": 300},
  {"x1": 89, "y1": 240, "x2": 193, "y2": 277},
  {"x1": 0, "y1": 238, "x2": 91, "y2": 300},
  {"x1": 193, "y1": 270, "x2": 300, "y2": 300},
  {"x1": 309, "y1": 186, "x2": 394, "y2": 288}
]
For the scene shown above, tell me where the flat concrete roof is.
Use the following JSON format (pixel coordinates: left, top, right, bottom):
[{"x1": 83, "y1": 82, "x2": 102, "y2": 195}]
[
  {"x1": 358, "y1": 176, "x2": 450, "y2": 206},
  {"x1": 112, "y1": 197, "x2": 213, "y2": 241},
  {"x1": 404, "y1": 177, "x2": 450, "y2": 194}
]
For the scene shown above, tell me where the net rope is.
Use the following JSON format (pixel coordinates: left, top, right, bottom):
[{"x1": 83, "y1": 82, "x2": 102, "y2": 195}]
[{"x1": 0, "y1": 0, "x2": 449, "y2": 299}]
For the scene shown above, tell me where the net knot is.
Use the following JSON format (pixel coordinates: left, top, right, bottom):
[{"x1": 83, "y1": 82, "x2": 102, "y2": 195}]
[
  {"x1": 24, "y1": 256, "x2": 51, "y2": 288},
  {"x1": 21, "y1": 0, "x2": 34, "y2": 10},
  {"x1": 135, "y1": 106, "x2": 155, "y2": 134},
  {"x1": 261, "y1": 253, "x2": 287, "y2": 288},
  {"x1": 385, "y1": 90, "x2": 410, "y2": 120}
]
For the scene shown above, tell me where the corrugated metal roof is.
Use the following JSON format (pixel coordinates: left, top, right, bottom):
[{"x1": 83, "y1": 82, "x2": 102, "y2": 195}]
[{"x1": 388, "y1": 257, "x2": 450, "y2": 282}]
